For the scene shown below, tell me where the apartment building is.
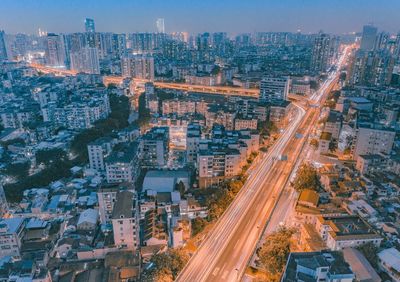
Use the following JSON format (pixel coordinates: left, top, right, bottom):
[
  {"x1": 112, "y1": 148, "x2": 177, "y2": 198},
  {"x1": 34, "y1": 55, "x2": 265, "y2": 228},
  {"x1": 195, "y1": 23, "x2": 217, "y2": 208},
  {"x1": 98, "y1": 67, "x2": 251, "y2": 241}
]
[
  {"x1": 87, "y1": 137, "x2": 114, "y2": 172},
  {"x1": 281, "y1": 251, "x2": 355, "y2": 282},
  {"x1": 140, "y1": 127, "x2": 169, "y2": 168},
  {"x1": 186, "y1": 123, "x2": 201, "y2": 165},
  {"x1": 315, "y1": 215, "x2": 382, "y2": 250},
  {"x1": 353, "y1": 123, "x2": 395, "y2": 159},
  {"x1": 105, "y1": 143, "x2": 140, "y2": 184},
  {"x1": 0, "y1": 218, "x2": 26, "y2": 258},
  {"x1": 111, "y1": 190, "x2": 138, "y2": 249}
]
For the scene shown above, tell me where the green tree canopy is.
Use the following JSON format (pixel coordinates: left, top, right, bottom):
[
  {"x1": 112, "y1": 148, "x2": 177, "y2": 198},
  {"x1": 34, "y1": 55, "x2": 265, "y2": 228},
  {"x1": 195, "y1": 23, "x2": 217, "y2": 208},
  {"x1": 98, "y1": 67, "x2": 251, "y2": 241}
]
[
  {"x1": 292, "y1": 163, "x2": 320, "y2": 192},
  {"x1": 143, "y1": 249, "x2": 189, "y2": 282},
  {"x1": 191, "y1": 217, "x2": 207, "y2": 237},
  {"x1": 36, "y1": 148, "x2": 67, "y2": 166},
  {"x1": 257, "y1": 226, "x2": 296, "y2": 277}
]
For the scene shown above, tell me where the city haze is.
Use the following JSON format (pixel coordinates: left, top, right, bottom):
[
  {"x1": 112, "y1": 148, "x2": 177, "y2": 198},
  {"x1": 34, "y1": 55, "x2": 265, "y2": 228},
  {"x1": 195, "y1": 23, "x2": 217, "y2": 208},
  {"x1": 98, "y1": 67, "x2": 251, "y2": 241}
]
[{"x1": 1, "y1": 0, "x2": 400, "y2": 34}]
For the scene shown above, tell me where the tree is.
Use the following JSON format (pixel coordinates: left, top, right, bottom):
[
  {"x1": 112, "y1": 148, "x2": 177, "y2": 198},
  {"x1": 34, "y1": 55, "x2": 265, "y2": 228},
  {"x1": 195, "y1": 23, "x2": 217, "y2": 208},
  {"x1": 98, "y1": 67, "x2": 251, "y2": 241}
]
[
  {"x1": 143, "y1": 249, "x2": 189, "y2": 281},
  {"x1": 135, "y1": 92, "x2": 151, "y2": 128},
  {"x1": 258, "y1": 120, "x2": 278, "y2": 136},
  {"x1": 36, "y1": 148, "x2": 67, "y2": 166},
  {"x1": 257, "y1": 227, "x2": 295, "y2": 277},
  {"x1": 4, "y1": 161, "x2": 30, "y2": 179},
  {"x1": 357, "y1": 242, "x2": 379, "y2": 269},
  {"x1": 175, "y1": 181, "x2": 186, "y2": 197},
  {"x1": 329, "y1": 139, "x2": 338, "y2": 153},
  {"x1": 310, "y1": 138, "x2": 319, "y2": 149},
  {"x1": 207, "y1": 188, "x2": 234, "y2": 220},
  {"x1": 191, "y1": 217, "x2": 207, "y2": 237},
  {"x1": 292, "y1": 163, "x2": 320, "y2": 192}
]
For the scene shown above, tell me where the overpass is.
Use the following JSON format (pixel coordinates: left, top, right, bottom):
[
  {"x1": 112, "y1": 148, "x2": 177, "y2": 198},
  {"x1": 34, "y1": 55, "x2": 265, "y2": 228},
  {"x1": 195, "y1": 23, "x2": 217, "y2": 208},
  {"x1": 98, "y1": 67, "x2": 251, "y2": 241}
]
[{"x1": 30, "y1": 63, "x2": 308, "y2": 101}]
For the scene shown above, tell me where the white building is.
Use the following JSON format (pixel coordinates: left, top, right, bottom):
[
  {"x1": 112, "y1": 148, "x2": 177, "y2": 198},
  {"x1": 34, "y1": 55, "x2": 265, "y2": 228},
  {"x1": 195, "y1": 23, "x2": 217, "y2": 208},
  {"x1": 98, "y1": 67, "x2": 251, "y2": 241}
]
[
  {"x1": 162, "y1": 99, "x2": 196, "y2": 116},
  {"x1": 87, "y1": 137, "x2": 114, "y2": 172},
  {"x1": 105, "y1": 143, "x2": 140, "y2": 184},
  {"x1": 70, "y1": 47, "x2": 100, "y2": 74},
  {"x1": 121, "y1": 54, "x2": 154, "y2": 81},
  {"x1": 77, "y1": 208, "x2": 99, "y2": 231},
  {"x1": 353, "y1": 124, "x2": 395, "y2": 159},
  {"x1": 378, "y1": 248, "x2": 400, "y2": 281},
  {"x1": 259, "y1": 76, "x2": 290, "y2": 102},
  {"x1": 0, "y1": 218, "x2": 25, "y2": 258},
  {"x1": 45, "y1": 33, "x2": 66, "y2": 67},
  {"x1": 315, "y1": 215, "x2": 382, "y2": 250},
  {"x1": 111, "y1": 190, "x2": 138, "y2": 249}
]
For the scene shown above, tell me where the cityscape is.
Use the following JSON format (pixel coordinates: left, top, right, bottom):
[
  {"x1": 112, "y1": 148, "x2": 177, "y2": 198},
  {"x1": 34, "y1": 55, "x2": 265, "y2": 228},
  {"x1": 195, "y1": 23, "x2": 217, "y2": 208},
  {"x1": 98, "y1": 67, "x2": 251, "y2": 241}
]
[{"x1": 1, "y1": 1, "x2": 400, "y2": 282}]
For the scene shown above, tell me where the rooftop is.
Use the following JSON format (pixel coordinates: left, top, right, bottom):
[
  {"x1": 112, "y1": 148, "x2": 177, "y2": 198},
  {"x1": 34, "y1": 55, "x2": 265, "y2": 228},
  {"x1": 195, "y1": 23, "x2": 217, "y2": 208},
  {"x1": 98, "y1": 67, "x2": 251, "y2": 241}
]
[
  {"x1": 318, "y1": 215, "x2": 381, "y2": 240},
  {"x1": 112, "y1": 190, "x2": 134, "y2": 219},
  {"x1": 298, "y1": 189, "x2": 319, "y2": 207}
]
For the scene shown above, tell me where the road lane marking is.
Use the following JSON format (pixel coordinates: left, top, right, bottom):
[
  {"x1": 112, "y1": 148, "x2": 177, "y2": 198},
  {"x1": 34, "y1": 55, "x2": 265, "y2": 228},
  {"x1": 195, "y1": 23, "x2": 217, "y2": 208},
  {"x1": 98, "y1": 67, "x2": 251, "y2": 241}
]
[{"x1": 212, "y1": 267, "x2": 220, "y2": 276}]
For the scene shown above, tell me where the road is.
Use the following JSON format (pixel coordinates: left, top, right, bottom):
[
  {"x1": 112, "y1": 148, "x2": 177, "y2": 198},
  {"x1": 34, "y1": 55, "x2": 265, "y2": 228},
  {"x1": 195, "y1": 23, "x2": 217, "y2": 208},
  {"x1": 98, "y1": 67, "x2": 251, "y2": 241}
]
[
  {"x1": 30, "y1": 63, "x2": 304, "y2": 100},
  {"x1": 176, "y1": 46, "x2": 351, "y2": 282}
]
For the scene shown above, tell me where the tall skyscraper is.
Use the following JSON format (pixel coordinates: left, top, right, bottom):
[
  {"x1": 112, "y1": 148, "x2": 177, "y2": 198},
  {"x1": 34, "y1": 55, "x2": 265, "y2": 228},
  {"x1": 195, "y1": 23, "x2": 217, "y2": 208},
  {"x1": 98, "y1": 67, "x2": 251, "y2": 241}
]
[
  {"x1": 311, "y1": 32, "x2": 332, "y2": 73},
  {"x1": 0, "y1": 30, "x2": 8, "y2": 61},
  {"x1": 360, "y1": 24, "x2": 377, "y2": 51},
  {"x1": 85, "y1": 18, "x2": 96, "y2": 33},
  {"x1": 121, "y1": 54, "x2": 155, "y2": 81},
  {"x1": 45, "y1": 33, "x2": 66, "y2": 67},
  {"x1": 70, "y1": 47, "x2": 100, "y2": 74},
  {"x1": 394, "y1": 32, "x2": 400, "y2": 61},
  {"x1": 156, "y1": 18, "x2": 165, "y2": 33}
]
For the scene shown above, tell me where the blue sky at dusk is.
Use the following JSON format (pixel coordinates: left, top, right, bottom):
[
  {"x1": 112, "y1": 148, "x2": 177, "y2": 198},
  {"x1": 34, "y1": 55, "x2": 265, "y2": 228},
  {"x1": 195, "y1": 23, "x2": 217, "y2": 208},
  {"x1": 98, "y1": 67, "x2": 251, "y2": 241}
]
[{"x1": 1, "y1": 0, "x2": 399, "y2": 35}]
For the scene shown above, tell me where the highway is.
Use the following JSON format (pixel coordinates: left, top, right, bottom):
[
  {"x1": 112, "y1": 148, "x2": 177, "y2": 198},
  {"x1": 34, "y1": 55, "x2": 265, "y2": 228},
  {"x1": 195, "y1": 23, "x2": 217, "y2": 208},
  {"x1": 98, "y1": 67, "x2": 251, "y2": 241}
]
[
  {"x1": 30, "y1": 63, "x2": 306, "y2": 100},
  {"x1": 176, "y1": 46, "x2": 351, "y2": 282},
  {"x1": 30, "y1": 48, "x2": 351, "y2": 282}
]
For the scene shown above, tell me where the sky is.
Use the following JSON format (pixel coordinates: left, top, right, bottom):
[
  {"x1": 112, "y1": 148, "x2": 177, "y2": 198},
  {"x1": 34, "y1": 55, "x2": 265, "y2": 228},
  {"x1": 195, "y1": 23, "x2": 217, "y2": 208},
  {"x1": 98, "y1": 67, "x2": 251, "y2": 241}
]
[{"x1": 1, "y1": 0, "x2": 400, "y2": 35}]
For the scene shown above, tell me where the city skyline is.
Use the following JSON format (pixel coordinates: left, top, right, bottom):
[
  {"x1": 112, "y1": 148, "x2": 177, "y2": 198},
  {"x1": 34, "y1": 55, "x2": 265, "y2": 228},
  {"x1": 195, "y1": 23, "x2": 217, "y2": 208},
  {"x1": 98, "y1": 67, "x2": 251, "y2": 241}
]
[
  {"x1": 1, "y1": 2, "x2": 400, "y2": 281},
  {"x1": 1, "y1": 0, "x2": 400, "y2": 35}
]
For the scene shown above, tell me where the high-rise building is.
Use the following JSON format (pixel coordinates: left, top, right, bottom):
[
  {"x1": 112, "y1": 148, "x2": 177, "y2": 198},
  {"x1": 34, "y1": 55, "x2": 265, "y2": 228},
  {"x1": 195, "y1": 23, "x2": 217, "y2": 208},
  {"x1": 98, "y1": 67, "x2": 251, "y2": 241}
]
[
  {"x1": 105, "y1": 143, "x2": 140, "y2": 184},
  {"x1": 111, "y1": 33, "x2": 127, "y2": 58},
  {"x1": 353, "y1": 123, "x2": 396, "y2": 159},
  {"x1": 87, "y1": 137, "x2": 113, "y2": 172},
  {"x1": 394, "y1": 32, "x2": 400, "y2": 61},
  {"x1": 45, "y1": 33, "x2": 66, "y2": 67},
  {"x1": 140, "y1": 127, "x2": 169, "y2": 168},
  {"x1": 259, "y1": 77, "x2": 290, "y2": 102},
  {"x1": 311, "y1": 32, "x2": 332, "y2": 73},
  {"x1": 121, "y1": 54, "x2": 155, "y2": 81},
  {"x1": 186, "y1": 123, "x2": 201, "y2": 165},
  {"x1": 85, "y1": 18, "x2": 96, "y2": 33},
  {"x1": 0, "y1": 30, "x2": 8, "y2": 61},
  {"x1": 348, "y1": 49, "x2": 394, "y2": 87},
  {"x1": 70, "y1": 47, "x2": 100, "y2": 74},
  {"x1": 0, "y1": 185, "x2": 8, "y2": 218},
  {"x1": 360, "y1": 24, "x2": 377, "y2": 51},
  {"x1": 156, "y1": 18, "x2": 165, "y2": 33},
  {"x1": 111, "y1": 190, "x2": 138, "y2": 249}
]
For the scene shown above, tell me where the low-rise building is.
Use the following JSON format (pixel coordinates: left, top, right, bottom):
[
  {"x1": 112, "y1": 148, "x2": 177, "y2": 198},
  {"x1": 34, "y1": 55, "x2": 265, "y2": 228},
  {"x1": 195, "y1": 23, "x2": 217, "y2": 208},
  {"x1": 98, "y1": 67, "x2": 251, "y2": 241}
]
[
  {"x1": 281, "y1": 251, "x2": 355, "y2": 282},
  {"x1": 315, "y1": 215, "x2": 382, "y2": 250},
  {"x1": 378, "y1": 248, "x2": 400, "y2": 282}
]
